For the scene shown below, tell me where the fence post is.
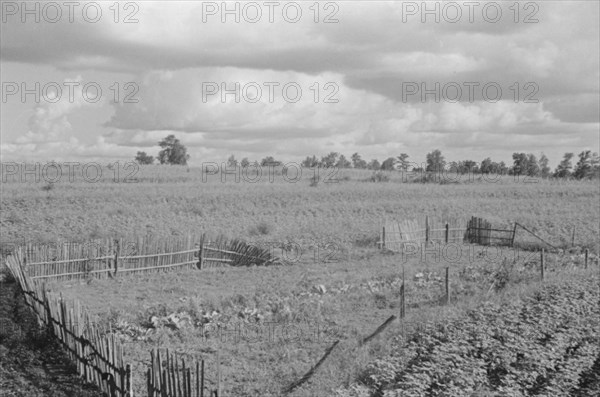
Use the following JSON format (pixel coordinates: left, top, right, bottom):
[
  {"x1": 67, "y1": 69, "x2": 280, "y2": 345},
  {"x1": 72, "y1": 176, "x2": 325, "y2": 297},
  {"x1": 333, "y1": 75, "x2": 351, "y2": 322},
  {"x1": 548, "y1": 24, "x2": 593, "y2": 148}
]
[
  {"x1": 511, "y1": 223, "x2": 518, "y2": 247},
  {"x1": 540, "y1": 249, "x2": 545, "y2": 280},
  {"x1": 198, "y1": 238, "x2": 204, "y2": 270},
  {"x1": 400, "y1": 267, "x2": 405, "y2": 319},
  {"x1": 425, "y1": 216, "x2": 429, "y2": 246},
  {"x1": 585, "y1": 249, "x2": 589, "y2": 269},
  {"x1": 217, "y1": 351, "x2": 222, "y2": 397},
  {"x1": 445, "y1": 223, "x2": 449, "y2": 243},
  {"x1": 571, "y1": 228, "x2": 576, "y2": 247},
  {"x1": 126, "y1": 364, "x2": 132, "y2": 397},
  {"x1": 113, "y1": 239, "x2": 120, "y2": 276},
  {"x1": 200, "y1": 360, "x2": 205, "y2": 397},
  {"x1": 445, "y1": 267, "x2": 450, "y2": 304},
  {"x1": 381, "y1": 226, "x2": 386, "y2": 250}
]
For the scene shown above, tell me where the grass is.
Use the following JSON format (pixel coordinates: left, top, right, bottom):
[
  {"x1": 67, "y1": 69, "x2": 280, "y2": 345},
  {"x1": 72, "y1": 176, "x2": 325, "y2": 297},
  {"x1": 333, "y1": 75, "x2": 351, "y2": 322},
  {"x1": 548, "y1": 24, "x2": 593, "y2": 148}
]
[
  {"x1": 41, "y1": 243, "x2": 598, "y2": 396},
  {"x1": 2, "y1": 165, "x2": 598, "y2": 395},
  {"x1": 1, "y1": 166, "x2": 598, "y2": 253}
]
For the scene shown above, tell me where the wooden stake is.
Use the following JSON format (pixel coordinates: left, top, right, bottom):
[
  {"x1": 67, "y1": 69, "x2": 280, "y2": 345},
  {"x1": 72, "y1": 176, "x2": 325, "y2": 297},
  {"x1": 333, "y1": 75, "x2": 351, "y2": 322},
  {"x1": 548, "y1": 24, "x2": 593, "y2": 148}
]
[
  {"x1": 571, "y1": 228, "x2": 576, "y2": 247},
  {"x1": 200, "y1": 360, "x2": 204, "y2": 397},
  {"x1": 113, "y1": 239, "x2": 120, "y2": 276},
  {"x1": 425, "y1": 216, "x2": 429, "y2": 245},
  {"x1": 511, "y1": 223, "x2": 518, "y2": 247},
  {"x1": 445, "y1": 223, "x2": 449, "y2": 243},
  {"x1": 445, "y1": 267, "x2": 450, "y2": 304},
  {"x1": 381, "y1": 226, "x2": 386, "y2": 250},
  {"x1": 585, "y1": 248, "x2": 589, "y2": 269},
  {"x1": 540, "y1": 249, "x2": 545, "y2": 280},
  {"x1": 400, "y1": 267, "x2": 405, "y2": 319},
  {"x1": 217, "y1": 351, "x2": 222, "y2": 397}
]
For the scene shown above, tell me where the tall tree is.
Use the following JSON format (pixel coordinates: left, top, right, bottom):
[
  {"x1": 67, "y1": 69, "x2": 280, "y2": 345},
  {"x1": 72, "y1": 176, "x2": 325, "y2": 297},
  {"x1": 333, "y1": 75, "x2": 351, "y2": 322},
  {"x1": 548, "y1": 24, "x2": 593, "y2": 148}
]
[
  {"x1": 397, "y1": 153, "x2": 410, "y2": 171},
  {"x1": 367, "y1": 159, "x2": 381, "y2": 170},
  {"x1": 134, "y1": 151, "x2": 154, "y2": 165},
  {"x1": 554, "y1": 153, "x2": 575, "y2": 178},
  {"x1": 526, "y1": 153, "x2": 539, "y2": 176},
  {"x1": 480, "y1": 158, "x2": 494, "y2": 174},
  {"x1": 321, "y1": 152, "x2": 339, "y2": 167},
  {"x1": 460, "y1": 160, "x2": 478, "y2": 174},
  {"x1": 538, "y1": 153, "x2": 551, "y2": 178},
  {"x1": 158, "y1": 135, "x2": 190, "y2": 165},
  {"x1": 240, "y1": 157, "x2": 250, "y2": 167},
  {"x1": 426, "y1": 149, "x2": 446, "y2": 172},
  {"x1": 351, "y1": 152, "x2": 367, "y2": 169},
  {"x1": 573, "y1": 150, "x2": 593, "y2": 179},
  {"x1": 511, "y1": 153, "x2": 528, "y2": 175},
  {"x1": 302, "y1": 155, "x2": 319, "y2": 168},
  {"x1": 227, "y1": 154, "x2": 238, "y2": 167},
  {"x1": 335, "y1": 154, "x2": 352, "y2": 168},
  {"x1": 381, "y1": 157, "x2": 397, "y2": 171}
]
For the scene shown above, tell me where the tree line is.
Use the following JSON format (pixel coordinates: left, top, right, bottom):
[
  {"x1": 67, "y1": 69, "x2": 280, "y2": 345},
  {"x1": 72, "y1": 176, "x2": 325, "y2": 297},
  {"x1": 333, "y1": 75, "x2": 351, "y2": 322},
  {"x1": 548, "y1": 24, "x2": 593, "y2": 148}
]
[{"x1": 134, "y1": 136, "x2": 599, "y2": 179}]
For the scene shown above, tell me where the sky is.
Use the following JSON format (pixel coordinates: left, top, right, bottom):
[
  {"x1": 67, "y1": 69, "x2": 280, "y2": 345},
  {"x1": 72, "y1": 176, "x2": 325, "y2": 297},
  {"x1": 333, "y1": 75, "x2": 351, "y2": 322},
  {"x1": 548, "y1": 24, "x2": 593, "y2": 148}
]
[{"x1": 1, "y1": 0, "x2": 599, "y2": 167}]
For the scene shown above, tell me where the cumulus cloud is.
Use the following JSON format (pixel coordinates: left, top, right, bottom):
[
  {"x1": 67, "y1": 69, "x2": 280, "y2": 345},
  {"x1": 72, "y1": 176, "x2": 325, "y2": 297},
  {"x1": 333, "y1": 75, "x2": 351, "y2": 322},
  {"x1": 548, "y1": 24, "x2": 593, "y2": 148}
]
[{"x1": 1, "y1": 1, "x2": 598, "y2": 163}]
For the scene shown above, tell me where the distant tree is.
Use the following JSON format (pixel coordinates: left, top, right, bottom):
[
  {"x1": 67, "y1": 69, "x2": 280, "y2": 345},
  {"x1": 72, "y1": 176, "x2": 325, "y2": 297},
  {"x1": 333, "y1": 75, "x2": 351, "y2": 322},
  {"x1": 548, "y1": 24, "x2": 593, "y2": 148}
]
[
  {"x1": 227, "y1": 154, "x2": 238, "y2": 167},
  {"x1": 302, "y1": 155, "x2": 319, "y2": 168},
  {"x1": 538, "y1": 153, "x2": 551, "y2": 178},
  {"x1": 554, "y1": 153, "x2": 574, "y2": 178},
  {"x1": 158, "y1": 135, "x2": 190, "y2": 165},
  {"x1": 480, "y1": 158, "x2": 493, "y2": 174},
  {"x1": 381, "y1": 157, "x2": 397, "y2": 171},
  {"x1": 134, "y1": 151, "x2": 154, "y2": 165},
  {"x1": 320, "y1": 152, "x2": 339, "y2": 168},
  {"x1": 397, "y1": 153, "x2": 410, "y2": 171},
  {"x1": 240, "y1": 157, "x2": 250, "y2": 167},
  {"x1": 460, "y1": 160, "x2": 478, "y2": 174},
  {"x1": 511, "y1": 153, "x2": 528, "y2": 175},
  {"x1": 351, "y1": 152, "x2": 367, "y2": 169},
  {"x1": 525, "y1": 153, "x2": 539, "y2": 177},
  {"x1": 447, "y1": 161, "x2": 460, "y2": 173},
  {"x1": 367, "y1": 159, "x2": 381, "y2": 170},
  {"x1": 426, "y1": 149, "x2": 446, "y2": 172},
  {"x1": 335, "y1": 154, "x2": 352, "y2": 168},
  {"x1": 573, "y1": 150, "x2": 593, "y2": 179},
  {"x1": 497, "y1": 161, "x2": 508, "y2": 175},
  {"x1": 592, "y1": 152, "x2": 600, "y2": 178},
  {"x1": 261, "y1": 156, "x2": 281, "y2": 166}
]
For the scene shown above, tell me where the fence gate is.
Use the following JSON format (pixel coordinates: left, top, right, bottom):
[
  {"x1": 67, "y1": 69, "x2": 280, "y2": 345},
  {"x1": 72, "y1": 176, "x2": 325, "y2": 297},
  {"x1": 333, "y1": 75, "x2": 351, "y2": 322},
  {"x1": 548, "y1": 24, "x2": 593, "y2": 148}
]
[{"x1": 466, "y1": 217, "x2": 515, "y2": 246}]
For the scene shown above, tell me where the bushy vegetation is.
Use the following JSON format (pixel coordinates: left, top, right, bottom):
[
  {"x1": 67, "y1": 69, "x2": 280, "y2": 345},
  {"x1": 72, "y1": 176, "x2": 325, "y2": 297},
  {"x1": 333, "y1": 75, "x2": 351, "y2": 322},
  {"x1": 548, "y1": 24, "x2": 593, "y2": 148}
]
[{"x1": 341, "y1": 275, "x2": 599, "y2": 396}]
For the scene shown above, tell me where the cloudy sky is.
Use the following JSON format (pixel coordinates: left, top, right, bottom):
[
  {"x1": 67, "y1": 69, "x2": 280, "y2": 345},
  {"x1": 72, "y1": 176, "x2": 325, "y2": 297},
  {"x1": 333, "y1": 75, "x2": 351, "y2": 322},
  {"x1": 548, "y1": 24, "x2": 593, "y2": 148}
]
[{"x1": 1, "y1": 0, "x2": 598, "y2": 167}]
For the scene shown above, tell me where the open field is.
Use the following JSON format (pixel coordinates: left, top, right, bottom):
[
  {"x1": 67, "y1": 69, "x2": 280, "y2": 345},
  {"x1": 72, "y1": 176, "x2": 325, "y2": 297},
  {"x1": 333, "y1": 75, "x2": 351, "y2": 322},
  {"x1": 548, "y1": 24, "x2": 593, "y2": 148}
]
[
  {"x1": 1, "y1": 166, "x2": 598, "y2": 251},
  {"x1": 43, "y1": 246, "x2": 598, "y2": 396},
  {"x1": 1, "y1": 166, "x2": 599, "y2": 396}
]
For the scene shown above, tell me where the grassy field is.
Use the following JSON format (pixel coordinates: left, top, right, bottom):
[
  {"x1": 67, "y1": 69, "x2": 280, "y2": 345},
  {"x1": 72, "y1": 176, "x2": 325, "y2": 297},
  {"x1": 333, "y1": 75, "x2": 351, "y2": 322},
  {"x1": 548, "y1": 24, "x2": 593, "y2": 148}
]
[
  {"x1": 43, "y1": 245, "x2": 597, "y2": 396},
  {"x1": 1, "y1": 166, "x2": 599, "y2": 396},
  {"x1": 1, "y1": 166, "x2": 598, "y2": 251}
]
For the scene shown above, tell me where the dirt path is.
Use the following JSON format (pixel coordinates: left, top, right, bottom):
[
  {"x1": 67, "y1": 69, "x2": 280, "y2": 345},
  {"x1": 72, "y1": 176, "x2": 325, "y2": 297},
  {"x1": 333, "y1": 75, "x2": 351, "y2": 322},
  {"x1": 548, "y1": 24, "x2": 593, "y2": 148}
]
[{"x1": 0, "y1": 272, "x2": 104, "y2": 397}]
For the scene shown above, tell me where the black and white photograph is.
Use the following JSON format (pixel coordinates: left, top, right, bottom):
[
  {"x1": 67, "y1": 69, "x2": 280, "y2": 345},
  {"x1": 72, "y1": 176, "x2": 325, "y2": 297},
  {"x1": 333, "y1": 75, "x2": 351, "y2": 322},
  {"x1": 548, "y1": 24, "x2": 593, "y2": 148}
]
[{"x1": 1, "y1": 1, "x2": 599, "y2": 396}]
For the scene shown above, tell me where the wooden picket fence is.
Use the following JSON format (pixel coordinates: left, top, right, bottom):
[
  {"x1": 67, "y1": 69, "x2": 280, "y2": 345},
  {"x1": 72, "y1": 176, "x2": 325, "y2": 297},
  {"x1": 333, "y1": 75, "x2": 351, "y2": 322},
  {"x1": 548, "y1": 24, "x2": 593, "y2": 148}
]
[
  {"x1": 147, "y1": 349, "x2": 223, "y2": 397},
  {"x1": 379, "y1": 216, "x2": 467, "y2": 251},
  {"x1": 20, "y1": 234, "x2": 278, "y2": 281},
  {"x1": 5, "y1": 252, "x2": 132, "y2": 397}
]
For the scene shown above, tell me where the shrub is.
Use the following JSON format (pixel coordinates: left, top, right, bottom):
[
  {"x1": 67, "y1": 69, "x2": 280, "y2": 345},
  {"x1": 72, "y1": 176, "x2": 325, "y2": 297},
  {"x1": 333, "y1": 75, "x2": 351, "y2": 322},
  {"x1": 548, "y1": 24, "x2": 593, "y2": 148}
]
[
  {"x1": 249, "y1": 221, "x2": 271, "y2": 236},
  {"x1": 369, "y1": 172, "x2": 390, "y2": 182}
]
